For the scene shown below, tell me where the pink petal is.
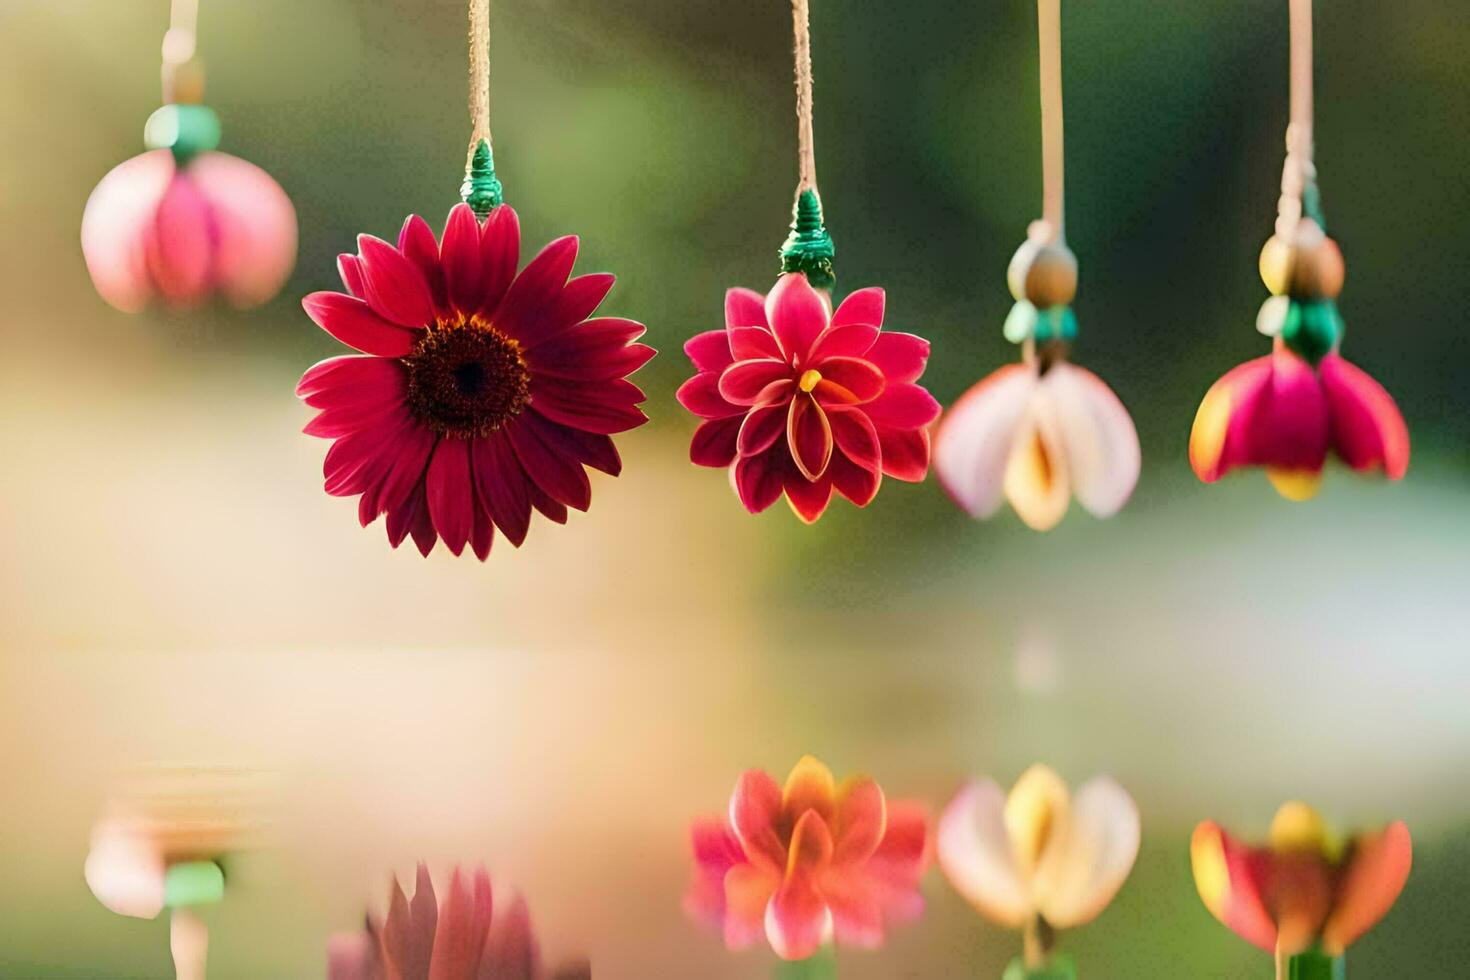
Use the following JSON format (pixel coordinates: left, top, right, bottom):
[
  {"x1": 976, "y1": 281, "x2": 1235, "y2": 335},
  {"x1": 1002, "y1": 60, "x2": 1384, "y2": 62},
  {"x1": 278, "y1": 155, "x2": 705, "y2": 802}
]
[
  {"x1": 729, "y1": 326, "x2": 783, "y2": 362},
  {"x1": 494, "y1": 236, "x2": 578, "y2": 343},
  {"x1": 866, "y1": 333, "x2": 930, "y2": 385},
  {"x1": 477, "y1": 204, "x2": 522, "y2": 318},
  {"x1": 730, "y1": 770, "x2": 785, "y2": 866},
  {"x1": 787, "y1": 396, "x2": 834, "y2": 481},
  {"x1": 296, "y1": 354, "x2": 405, "y2": 405},
  {"x1": 480, "y1": 892, "x2": 541, "y2": 980},
  {"x1": 878, "y1": 427, "x2": 931, "y2": 483},
  {"x1": 441, "y1": 203, "x2": 484, "y2": 315},
  {"x1": 428, "y1": 868, "x2": 489, "y2": 980},
  {"x1": 527, "y1": 319, "x2": 651, "y2": 380},
  {"x1": 937, "y1": 779, "x2": 1029, "y2": 927},
  {"x1": 1190, "y1": 356, "x2": 1273, "y2": 482},
  {"x1": 473, "y1": 432, "x2": 533, "y2": 548},
  {"x1": 832, "y1": 777, "x2": 886, "y2": 865},
  {"x1": 826, "y1": 406, "x2": 881, "y2": 473},
  {"x1": 1319, "y1": 354, "x2": 1410, "y2": 479},
  {"x1": 723, "y1": 863, "x2": 779, "y2": 951},
  {"x1": 738, "y1": 403, "x2": 787, "y2": 458},
  {"x1": 507, "y1": 415, "x2": 592, "y2": 511},
  {"x1": 303, "y1": 292, "x2": 418, "y2": 357},
  {"x1": 725, "y1": 287, "x2": 769, "y2": 329},
  {"x1": 1043, "y1": 363, "x2": 1140, "y2": 519},
  {"x1": 830, "y1": 286, "x2": 885, "y2": 330},
  {"x1": 327, "y1": 932, "x2": 377, "y2": 980},
  {"x1": 829, "y1": 452, "x2": 881, "y2": 507},
  {"x1": 403, "y1": 864, "x2": 440, "y2": 978},
  {"x1": 813, "y1": 357, "x2": 886, "y2": 405},
  {"x1": 765, "y1": 273, "x2": 831, "y2": 365},
  {"x1": 677, "y1": 373, "x2": 741, "y2": 420},
  {"x1": 734, "y1": 453, "x2": 787, "y2": 514},
  {"x1": 81, "y1": 149, "x2": 174, "y2": 312},
  {"x1": 808, "y1": 323, "x2": 880, "y2": 364},
  {"x1": 685, "y1": 330, "x2": 734, "y2": 373},
  {"x1": 865, "y1": 383, "x2": 942, "y2": 430},
  {"x1": 535, "y1": 273, "x2": 616, "y2": 345},
  {"x1": 188, "y1": 151, "x2": 297, "y2": 308},
  {"x1": 1242, "y1": 349, "x2": 1330, "y2": 471},
  {"x1": 719, "y1": 359, "x2": 795, "y2": 406},
  {"x1": 530, "y1": 380, "x2": 649, "y2": 434},
  {"x1": 822, "y1": 870, "x2": 884, "y2": 950},
  {"x1": 691, "y1": 416, "x2": 742, "y2": 468},
  {"x1": 784, "y1": 469, "x2": 835, "y2": 523},
  {"x1": 867, "y1": 800, "x2": 931, "y2": 918},
  {"x1": 338, "y1": 254, "x2": 366, "y2": 297},
  {"x1": 685, "y1": 819, "x2": 744, "y2": 929},
  {"x1": 358, "y1": 234, "x2": 436, "y2": 328},
  {"x1": 426, "y1": 438, "x2": 475, "y2": 555},
  {"x1": 398, "y1": 214, "x2": 449, "y2": 320},
  {"x1": 766, "y1": 820, "x2": 833, "y2": 960},
  {"x1": 144, "y1": 174, "x2": 213, "y2": 307},
  {"x1": 551, "y1": 423, "x2": 622, "y2": 476}
]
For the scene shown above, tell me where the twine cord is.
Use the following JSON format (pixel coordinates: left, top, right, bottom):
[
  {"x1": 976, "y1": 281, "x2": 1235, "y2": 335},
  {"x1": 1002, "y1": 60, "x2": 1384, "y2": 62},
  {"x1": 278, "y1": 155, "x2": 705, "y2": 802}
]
[
  {"x1": 1037, "y1": 0, "x2": 1065, "y2": 242},
  {"x1": 161, "y1": 0, "x2": 200, "y2": 103},
  {"x1": 792, "y1": 0, "x2": 817, "y2": 192},
  {"x1": 461, "y1": 0, "x2": 504, "y2": 214},
  {"x1": 1278, "y1": 0, "x2": 1318, "y2": 236}
]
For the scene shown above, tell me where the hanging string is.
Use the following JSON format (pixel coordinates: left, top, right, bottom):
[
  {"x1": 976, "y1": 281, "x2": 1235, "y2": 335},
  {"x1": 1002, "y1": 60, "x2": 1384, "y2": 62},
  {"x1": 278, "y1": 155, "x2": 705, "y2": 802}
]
[
  {"x1": 171, "y1": 907, "x2": 209, "y2": 980},
  {"x1": 160, "y1": 0, "x2": 201, "y2": 104},
  {"x1": 780, "y1": 0, "x2": 835, "y2": 288},
  {"x1": 1037, "y1": 0, "x2": 1065, "y2": 242},
  {"x1": 462, "y1": 0, "x2": 504, "y2": 216},
  {"x1": 1278, "y1": 0, "x2": 1318, "y2": 236}
]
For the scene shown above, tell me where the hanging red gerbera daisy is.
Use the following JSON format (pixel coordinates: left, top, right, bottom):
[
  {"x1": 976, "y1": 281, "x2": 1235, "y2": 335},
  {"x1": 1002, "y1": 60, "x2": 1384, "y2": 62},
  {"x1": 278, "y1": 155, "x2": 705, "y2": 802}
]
[{"x1": 297, "y1": 203, "x2": 654, "y2": 559}]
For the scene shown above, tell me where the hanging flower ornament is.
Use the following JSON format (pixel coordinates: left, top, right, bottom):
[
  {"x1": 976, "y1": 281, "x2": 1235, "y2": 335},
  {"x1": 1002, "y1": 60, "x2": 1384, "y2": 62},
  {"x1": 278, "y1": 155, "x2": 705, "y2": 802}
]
[
  {"x1": 297, "y1": 0, "x2": 653, "y2": 558},
  {"x1": 1192, "y1": 802, "x2": 1412, "y2": 978},
  {"x1": 328, "y1": 863, "x2": 590, "y2": 980},
  {"x1": 1190, "y1": 0, "x2": 1408, "y2": 501},
  {"x1": 938, "y1": 765, "x2": 1140, "y2": 980},
  {"x1": 934, "y1": 0, "x2": 1139, "y2": 533},
  {"x1": 81, "y1": 0, "x2": 297, "y2": 312},
  {"x1": 676, "y1": 0, "x2": 941, "y2": 523},
  {"x1": 685, "y1": 755, "x2": 932, "y2": 969}
]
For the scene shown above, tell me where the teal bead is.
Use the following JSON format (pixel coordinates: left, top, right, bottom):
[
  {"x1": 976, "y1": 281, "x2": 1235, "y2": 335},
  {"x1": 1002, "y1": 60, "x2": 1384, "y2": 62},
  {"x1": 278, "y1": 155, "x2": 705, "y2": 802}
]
[
  {"x1": 144, "y1": 104, "x2": 221, "y2": 166},
  {"x1": 1281, "y1": 299, "x2": 1342, "y2": 364},
  {"x1": 779, "y1": 188, "x2": 836, "y2": 290},
  {"x1": 1032, "y1": 305, "x2": 1078, "y2": 345},
  {"x1": 163, "y1": 860, "x2": 225, "y2": 908}
]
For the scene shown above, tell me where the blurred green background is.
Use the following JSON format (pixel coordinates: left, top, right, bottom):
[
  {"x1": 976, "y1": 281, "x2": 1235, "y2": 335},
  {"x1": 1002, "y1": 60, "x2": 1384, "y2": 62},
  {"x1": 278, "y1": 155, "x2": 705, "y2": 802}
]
[{"x1": 1, "y1": 0, "x2": 1468, "y2": 976}]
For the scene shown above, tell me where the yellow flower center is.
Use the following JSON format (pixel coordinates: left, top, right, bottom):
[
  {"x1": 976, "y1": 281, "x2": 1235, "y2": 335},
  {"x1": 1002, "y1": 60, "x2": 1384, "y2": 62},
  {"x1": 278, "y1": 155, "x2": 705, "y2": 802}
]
[{"x1": 798, "y1": 369, "x2": 823, "y2": 393}]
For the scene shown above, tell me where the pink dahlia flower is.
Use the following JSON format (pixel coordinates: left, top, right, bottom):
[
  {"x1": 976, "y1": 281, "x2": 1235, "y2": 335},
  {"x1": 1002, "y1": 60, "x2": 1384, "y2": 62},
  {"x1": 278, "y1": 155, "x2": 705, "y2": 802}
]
[
  {"x1": 934, "y1": 360, "x2": 1139, "y2": 532},
  {"x1": 685, "y1": 755, "x2": 931, "y2": 961},
  {"x1": 81, "y1": 148, "x2": 296, "y2": 312},
  {"x1": 328, "y1": 864, "x2": 588, "y2": 980},
  {"x1": 297, "y1": 203, "x2": 654, "y2": 558},
  {"x1": 1190, "y1": 343, "x2": 1409, "y2": 501},
  {"x1": 676, "y1": 272, "x2": 940, "y2": 523}
]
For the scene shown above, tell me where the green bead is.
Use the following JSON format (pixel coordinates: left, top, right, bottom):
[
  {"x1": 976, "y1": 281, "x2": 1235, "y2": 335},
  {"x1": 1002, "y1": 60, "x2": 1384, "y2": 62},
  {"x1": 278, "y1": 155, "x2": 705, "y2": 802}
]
[
  {"x1": 144, "y1": 104, "x2": 221, "y2": 165},
  {"x1": 163, "y1": 860, "x2": 225, "y2": 908},
  {"x1": 1287, "y1": 949, "x2": 1346, "y2": 980},
  {"x1": 1002, "y1": 954, "x2": 1078, "y2": 980},
  {"x1": 1033, "y1": 306, "x2": 1077, "y2": 345},
  {"x1": 1004, "y1": 300, "x2": 1039, "y2": 344},
  {"x1": 1281, "y1": 299, "x2": 1342, "y2": 364},
  {"x1": 771, "y1": 947, "x2": 837, "y2": 980},
  {"x1": 461, "y1": 139, "x2": 504, "y2": 218},
  {"x1": 779, "y1": 188, "x2": 836, "y2": 290}
]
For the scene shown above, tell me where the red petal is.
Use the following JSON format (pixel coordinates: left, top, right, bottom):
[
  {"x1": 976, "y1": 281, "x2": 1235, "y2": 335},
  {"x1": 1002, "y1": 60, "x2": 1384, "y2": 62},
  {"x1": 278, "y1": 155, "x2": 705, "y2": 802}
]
[
  {"x1": 537, "y1": 272, "x2": 616, "y2": 341},
  {"x1": 426, "y1": 438, "x2": 474, "y2": 555},
  {"x1": 829, "y1": 452, "x2": 882, "y2": 507},
  {"x1": 832, "y1": 778, "x2": 887, "y2": 865},
  {"x1": 145, "y1": 174, "x2": 213, "y2": 306},
  {"x1": 865, "y1": 383, "x2": 942, "y2": 430},
  {"x1": 375, "y1": 425, "x2": 436, "y2": 516},
  {"x1": 677, "y1": 372, "x2": 741, "y2": 420},
  {"x1": 397, "y1": 214, "x2": 448, "y2": 319},
  {"x1": 766, "y1": 272, "x2": 830, "y2": 365},
  {"x1": 550, "y1": 422, "x2": 622, "y2": 476},
  {"x1": 427, "y1": 867, "x2": 489, "y2": 980},
  {"x1": 866, "y1": 332, "x2": 930, "y2": 385},
  {"x1": 1319, "y1": 354, "x2": 1410, "y2": 479},
  {"x1": 337, "y1": 253, "x2": 366, "y2": 297},
  {"x1": 729, "y1": 326, "x2": 783, "y2": 361},
  {"x1": 813, "y1": 357, "x2": 886, "y2": 405},
  {"x1": 734, "y1": 453, "x2": 786, "y2": 513},
  {"x1": 527, "y1": 319, "x2": 651, "y2": 380},
  {"x1": 827, "y1": 406, "x2": 881, "y2": 473},
  {"x1": 787, "y1": 396, "x2": 834, "y2": 481},
  {"x1": 878, "y1": 427, "x2": 930, "y2": 482},
  {"x1": 357, "y1": 234, "x2": 436, "y2": 328},
  {"x1": 719, "y1": 359, "x2": 793, "y2": 406},
  {"x1": 685, "y1": 330, "x2": 735, "y2": 373},
  {"x1": 296, "y1": 354, "x2": 405, "y2": 405},
  {"x1": 472, "y1": 432, "x2": 533, "y2": 548},
  {"x1": 830, "y1": 286, "x2": 885, "y2": 329},
  {"x1": 530, "y1": 380, "x2": 649, "y2": 435},
  {"x1": 303, "y1": 292, "x2": 418, "y2": 357},
  {"x1": 483, "y1": 892, "x2": 542, "y2": 978},
  {"x1": 725, "y1": 287, "x2": 769, "y2": 329},
  {"x1": 808, "y1": 323, "x2": 880, "y2": 364},
  {"x1": 440, "y1": 203, "x2": 483, "y2": 315},
  {"x1": 495, "y1": 235, "x2": 578, "y2": 343},
  {"x1": 478, "y1": 204, "x2": 521, "y2": 317},
  {"x1": 737, "y1": 403, "x2": 787, "y2": 458},
  {"x1": 507, "y1": 415, "x2": 592, "y2": 511},
  {"x1": 691, "y1": 416, "x2": 742, "y2": 469},
  {"x1": 783, "y1": 469, "x2": 834, "y2": 523},
  {"x1": 723, "y1": 862, "x2": 779, "y2": 951},
  {"x1": 730, "y1": 770, "x2": 785, "y2": 867}
]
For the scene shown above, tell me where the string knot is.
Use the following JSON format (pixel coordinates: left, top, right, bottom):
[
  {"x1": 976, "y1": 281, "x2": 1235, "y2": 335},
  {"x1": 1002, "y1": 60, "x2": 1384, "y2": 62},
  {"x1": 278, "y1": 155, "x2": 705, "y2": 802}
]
[
  {"x1": 780, "y1": 188, "x2": 835, "y2": 290},
  {"x1": 461, "y1": 138, "x2": 504, "y2": 218}
]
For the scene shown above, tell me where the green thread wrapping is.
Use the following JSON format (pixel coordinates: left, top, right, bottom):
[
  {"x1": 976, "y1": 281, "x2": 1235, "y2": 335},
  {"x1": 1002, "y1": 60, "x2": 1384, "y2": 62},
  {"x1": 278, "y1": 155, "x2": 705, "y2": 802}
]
[
  {"x1": 1281, "y1": 299, "x2": 1343, "y2": 364},
  {"x1": 1288, "y1": 949, "x2": 1347, "y2": 980},
  {"x1": 144, "y1": 104, "x2": 221, "y2": 166},
  {"x1": 1302, "y1": 182, "x2": 1328, "y2": 232},
  {"x1": 780, "y1": 188, "x2": 836, "y2": 290},
  {"x1": 1001, "y1": 954, "x2": 1078, "y2": 980},
  {"x1": 771, "y1": 947, "x2": 837, "y2": 980},
  {"x1": 461, "y1": 139, "x2": 504, "y2": 218}
]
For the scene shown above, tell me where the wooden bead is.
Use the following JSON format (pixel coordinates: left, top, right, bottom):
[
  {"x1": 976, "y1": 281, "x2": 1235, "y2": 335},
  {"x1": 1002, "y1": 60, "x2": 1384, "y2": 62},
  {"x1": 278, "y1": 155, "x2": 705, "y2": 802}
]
[
  {"x1": 1259, "y1": 235, "x2": 1295, "y2": 296},
  {"x1": 1290, "y1": 236, "x2": 1345, "y2": 300},
  {"x1": 1024, "y1": 243, "x2": 1078, "y2": 308}
]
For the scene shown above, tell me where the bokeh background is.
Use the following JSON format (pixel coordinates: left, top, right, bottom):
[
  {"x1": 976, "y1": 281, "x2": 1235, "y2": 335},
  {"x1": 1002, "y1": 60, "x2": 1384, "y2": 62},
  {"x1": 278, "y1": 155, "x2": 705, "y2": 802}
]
[{"x1": 2, "y1": 0, "x2": 1468, "y2": 976}]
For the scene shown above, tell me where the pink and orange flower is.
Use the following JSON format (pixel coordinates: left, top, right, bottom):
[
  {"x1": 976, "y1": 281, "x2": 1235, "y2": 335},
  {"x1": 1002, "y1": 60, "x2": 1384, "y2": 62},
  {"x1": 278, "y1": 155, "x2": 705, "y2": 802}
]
[
  {"x1": 82, "y1": 147, "x2": 296, "y2": 312},
  {"x1": 685, "y1": 755, "x2": 931, "y2": 961},
  {"x1": 297, "y1": 203, "x2": 654, "y2": 558},
  {"x1": 1191, "y1": 802, "x2": 1412, "y2": 958},
  {"x1": 328, "y1": 864, "x2": 588, "y2": 980},
  {"x1": 676, "y1": 273, "x2": 940, "y2": 523}
]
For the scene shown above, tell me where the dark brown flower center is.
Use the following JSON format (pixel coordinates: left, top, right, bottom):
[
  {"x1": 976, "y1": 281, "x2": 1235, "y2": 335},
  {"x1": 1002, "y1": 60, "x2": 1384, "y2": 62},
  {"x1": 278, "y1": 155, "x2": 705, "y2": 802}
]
[{"x1": 404, "y1": 315, "x2": 530, "y2": 437}]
